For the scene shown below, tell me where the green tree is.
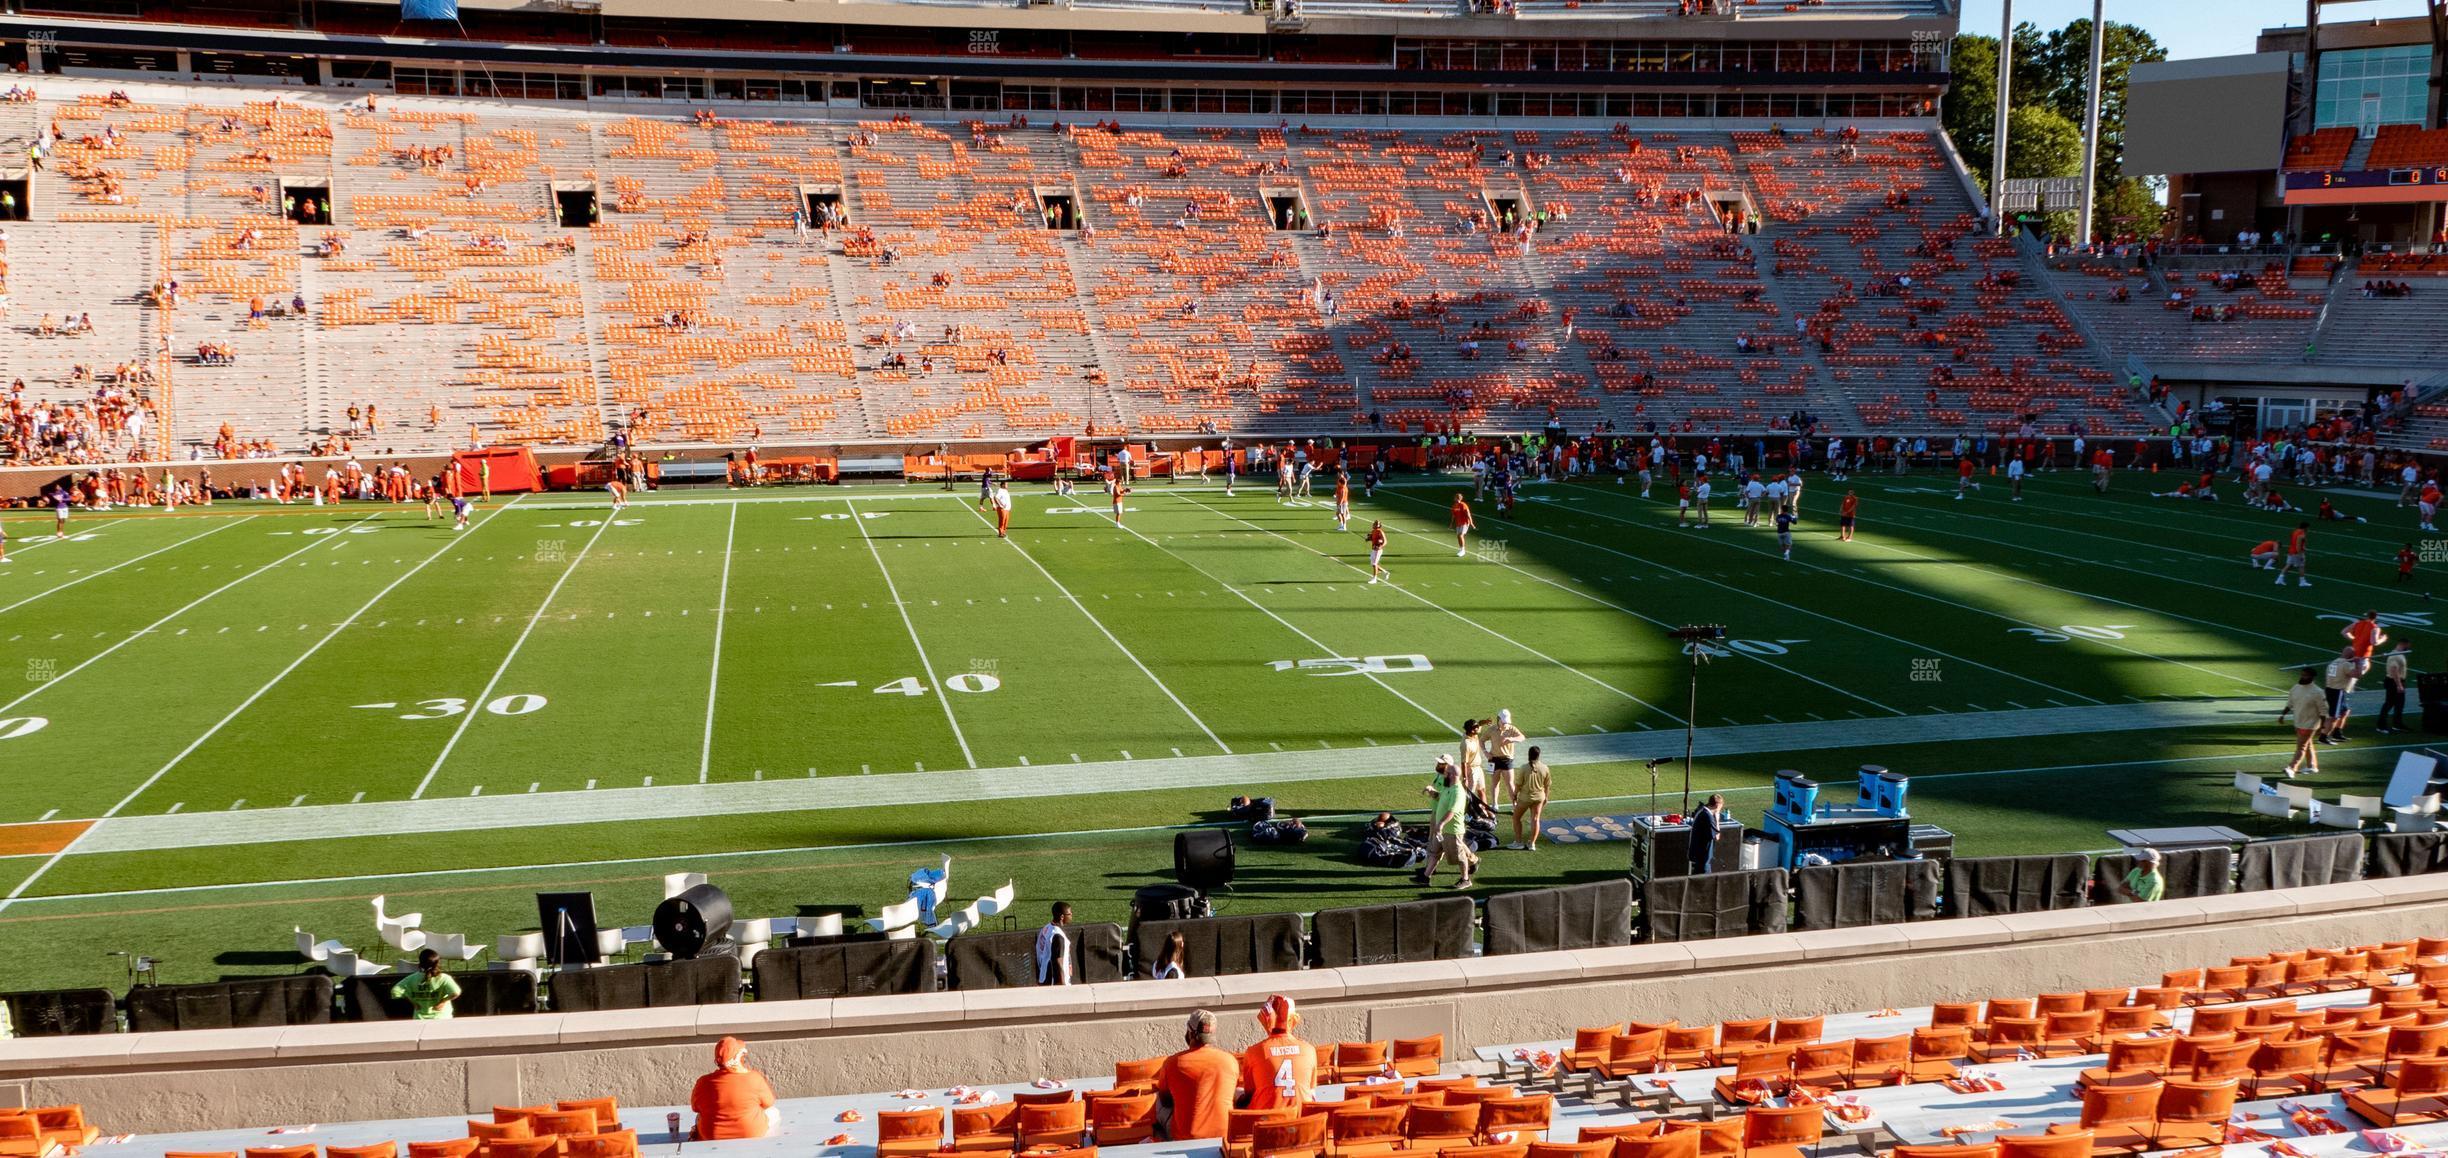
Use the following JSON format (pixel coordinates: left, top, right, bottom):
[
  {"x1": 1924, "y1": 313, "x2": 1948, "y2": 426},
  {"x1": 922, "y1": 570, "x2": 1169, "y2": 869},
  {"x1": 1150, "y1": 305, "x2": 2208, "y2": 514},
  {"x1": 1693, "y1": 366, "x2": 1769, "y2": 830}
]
[
  {"x1": 1945, "y1": 34, "x2": 2000, "y2": 188},
  {"x1": 1940, "y1": 18, "x2": 2171, "y2": 237},
  {"x1": 2005, "y1": 104, "x2": 2083, "y2": 179},
  {"x1": 2095, "y1": 177, "x2": 2167, "y2": 240}
]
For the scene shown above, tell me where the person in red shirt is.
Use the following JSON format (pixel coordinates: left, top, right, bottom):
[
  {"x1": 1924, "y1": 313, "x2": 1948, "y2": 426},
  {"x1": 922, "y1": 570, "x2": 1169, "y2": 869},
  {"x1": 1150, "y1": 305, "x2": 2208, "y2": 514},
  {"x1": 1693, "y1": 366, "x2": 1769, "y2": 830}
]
[
  {"x1": 1838, "y1": 490, "x2": 1860, "y2": 542},
  {"x1": 1366, "y1": 520, "x2": 1389, "y2": 584},
  {"x1": 691, "y1": 1037, "x2": 778, "y2": 1141},
  {"x1": 1238, "y1": 996, "x2": 1319, "y2": 1111},
  {"x1": 2248, "y1": 539, "x2": 2279, "y2": 570},
  {"x1": 1156, "y1": 1010, "x2": 1239, "y2": 1141},
  {"x1": 1955, "y1": 458, "x2": 1979, "y2": 501},
  {"x1": 2277, "y1": 522, "x2": 2311, "y2": 588},
  {"x1": 1676, "y1": 481, "x2": 1694, "y2": 527},
  {"x1": 2343, "y1": 610, "x2": 2388, "y2": 676},
  {"x1": 2423, "y1": 482, "x2": 2442, "y2": 533},
  {"x1": 1450, "y1": 494, "x2": 1472, "y2": 557},
  {"x1": 2091, "y1": 448, "x2": 2114, "y2": 494},
  {"x1": 2401, "y1": 543, "x2": 2421, "y2": 585}
]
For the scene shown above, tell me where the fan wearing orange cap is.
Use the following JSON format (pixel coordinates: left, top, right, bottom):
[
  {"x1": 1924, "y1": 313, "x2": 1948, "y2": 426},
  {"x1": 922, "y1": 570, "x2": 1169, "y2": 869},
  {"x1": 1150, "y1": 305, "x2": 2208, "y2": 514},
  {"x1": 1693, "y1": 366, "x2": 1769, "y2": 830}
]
[
  {"x1": 691, "y1": 1036, "x2": 779, "y2": 1140},
  {"x1": 1238, "y1": 995, "x2": 1318, "y2": 1111}
]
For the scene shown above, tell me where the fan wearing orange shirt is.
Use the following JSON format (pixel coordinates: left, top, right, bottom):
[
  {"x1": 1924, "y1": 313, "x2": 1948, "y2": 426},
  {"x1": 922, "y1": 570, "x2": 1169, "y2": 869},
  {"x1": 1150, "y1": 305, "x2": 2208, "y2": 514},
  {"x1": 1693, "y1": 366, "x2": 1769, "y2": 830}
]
[
  {"x1": 1155, "y1": 1010, "x2": 1239, "y2": 1141},
  {"x1": 1238, "y1": 995, "x2": 1319, "y2": 1111},
  {"x1": 691, "y1": 1037, "x2": 778, "y2": 1140},
  {"x1": 1838, "y1": 491, "x2": 1860, "y2": 542},
  {"x1": 1450, "y1": 494, "x2": 1473, "y2": 557}
]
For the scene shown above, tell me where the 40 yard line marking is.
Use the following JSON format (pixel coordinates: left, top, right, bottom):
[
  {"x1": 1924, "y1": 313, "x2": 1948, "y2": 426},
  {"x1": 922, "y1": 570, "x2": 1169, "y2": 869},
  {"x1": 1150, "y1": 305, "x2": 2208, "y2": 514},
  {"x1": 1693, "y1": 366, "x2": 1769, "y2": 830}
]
[
  {"x1": 0, "y1": 516, "x2": 254, "y2": 617},
  {"x1": 957, "y1": 501, "x2": 1229, "y2": 754},
  {"x1": 0, "y1": 501, "x2": 522, "y2": 918},
  {"x1": 851, "y1": 498, "x2": 977, "y2": 769},
  {"x1": 699, "y1": 504, "x2": 737, "y2": 784},
  {"x1": 0, "y1": 513, "x2": 379, "y2": 717},
  {"x1": 411, "y1": 503, "x2": 609, "y2": 800}
]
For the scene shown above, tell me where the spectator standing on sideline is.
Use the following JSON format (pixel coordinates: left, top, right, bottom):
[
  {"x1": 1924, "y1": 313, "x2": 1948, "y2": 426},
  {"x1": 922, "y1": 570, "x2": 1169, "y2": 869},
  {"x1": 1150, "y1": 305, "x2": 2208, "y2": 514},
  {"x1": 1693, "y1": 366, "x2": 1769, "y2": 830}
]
[
  {"x1": 2119, "y1": 848, "x2": 2165, "y2": 903},
  {"x1": 1155, "y1": 1011, "x2": 1237, "y2": 1141},
  {"x1": 1411, "y1": 757, "x2": 1478, "y2": 889},
  {"x1": 1035, "y1": 901, "x2": 1074, "y2": 985},
  {"x1": 2322, "y1": 649, "x2": 2361, "y2": 746},
  {"x1": 392, "y1": 948, "x2": 459, "y2": 1020},
  {"x1": 2379, "y1": 644, "x2": 2414, "y2": 734},
  {"x1": 1689, "y1": 793, "x2": 1727, "y2": 874},
  {"x1": 691, "y1": 1038, "x2": 778, "y2": 1141},
  {"x1": 1484, "y1": 709, "x2": 1524, "y2": 809},
  {"x1": 1511, "y1": 746, "x2": 1551, "y2": 851},
  {"x1": 2282, "y1": 666, "x2": 2332, "y2": 778}
]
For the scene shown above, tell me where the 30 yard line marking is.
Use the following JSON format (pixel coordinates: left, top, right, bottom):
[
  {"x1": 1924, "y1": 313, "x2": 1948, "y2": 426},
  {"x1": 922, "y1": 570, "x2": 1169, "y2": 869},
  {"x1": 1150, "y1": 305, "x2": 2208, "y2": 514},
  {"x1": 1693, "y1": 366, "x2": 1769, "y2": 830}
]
[
  {"x1": 958, "y1": 500, "x2": 1229, "y2": 754},
  {"x1": 0, "y1": 513, "x2": 378, "y2": 717},
  {"x1": 699, "y1": 504, "x2": 737, "y2": 784},
  {"x1": 1077, "y1": 498, "x2": 1454, "y2": 735},
  {"x1": 0, "y1": 515, "x2": 255, "y2": 617},
  {"x1": 0, "y1": 502, "x2": 521, "y2": 918},
  {"x1": 1167, "y1": 492, "x2": 1687, "y2": 722},
  {"x1": 851, "y1": 498, "x2": 977, "y2": 769},
  {"x1": 412, "y1": 505, "x2": 611, "y2": 799}
]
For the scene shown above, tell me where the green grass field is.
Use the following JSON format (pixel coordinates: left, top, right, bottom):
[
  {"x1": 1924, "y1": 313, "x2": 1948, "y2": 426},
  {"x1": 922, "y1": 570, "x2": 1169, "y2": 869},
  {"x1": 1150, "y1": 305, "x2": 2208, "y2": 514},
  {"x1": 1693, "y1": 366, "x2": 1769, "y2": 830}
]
[{"x1": 0, "y1": 465, "x2": 2433, "y2": 993}]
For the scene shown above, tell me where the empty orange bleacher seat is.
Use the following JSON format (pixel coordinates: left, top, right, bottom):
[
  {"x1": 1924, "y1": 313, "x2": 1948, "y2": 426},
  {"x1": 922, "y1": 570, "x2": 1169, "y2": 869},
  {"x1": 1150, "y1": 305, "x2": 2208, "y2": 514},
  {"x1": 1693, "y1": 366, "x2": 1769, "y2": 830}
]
[
  {"x1": 328, "y1": 1146, "x2": 399, "y2": 1158},
  {"x1": 565, "y1": 1134, "x2": 638, "y2": 1158}
]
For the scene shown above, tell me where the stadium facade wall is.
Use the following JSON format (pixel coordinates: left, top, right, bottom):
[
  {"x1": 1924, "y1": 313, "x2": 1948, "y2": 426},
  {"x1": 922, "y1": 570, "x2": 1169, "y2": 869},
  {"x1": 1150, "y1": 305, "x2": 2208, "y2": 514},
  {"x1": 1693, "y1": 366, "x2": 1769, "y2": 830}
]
[{"x1": 3, "y1": 876, "x2": 2443, "y2": 1132}]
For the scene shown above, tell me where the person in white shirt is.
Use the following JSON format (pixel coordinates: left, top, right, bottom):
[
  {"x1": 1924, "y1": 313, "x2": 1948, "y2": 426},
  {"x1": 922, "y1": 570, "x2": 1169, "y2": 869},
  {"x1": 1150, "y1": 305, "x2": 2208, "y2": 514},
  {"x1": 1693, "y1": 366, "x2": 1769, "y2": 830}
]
[
  {"x1": 1742, "y1": 476, "x2": 1766, "y2": 526},
  {"x1": 2006, "y1": 457, "x2": 2025, "y2": 501},
  {"x1": 1694, "y1": 478, "x2": 1713, "y2": 528},
  {"x1": 1036, "y1": 902, "x2": 1075, "y2": 985}
]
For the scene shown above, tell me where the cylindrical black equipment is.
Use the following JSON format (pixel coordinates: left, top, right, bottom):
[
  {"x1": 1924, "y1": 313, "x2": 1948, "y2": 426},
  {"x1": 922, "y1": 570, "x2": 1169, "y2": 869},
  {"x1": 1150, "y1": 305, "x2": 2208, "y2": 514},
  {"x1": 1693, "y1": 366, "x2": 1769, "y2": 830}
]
[
  {"x1": 652, "y1": 883, "x2": 733, "y2": 960},
  {"x1": 1174, "y1": 828, "x2": 1236, "y2": 890}
]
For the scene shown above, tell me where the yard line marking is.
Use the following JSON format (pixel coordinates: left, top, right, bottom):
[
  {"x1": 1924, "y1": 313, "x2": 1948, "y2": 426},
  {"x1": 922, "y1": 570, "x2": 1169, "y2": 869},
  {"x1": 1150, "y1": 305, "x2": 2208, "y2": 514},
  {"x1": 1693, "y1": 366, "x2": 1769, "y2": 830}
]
[
  {"x1": 412, "y1": 504, "x2": 610, "y2": 800},
  {"x1": 699, "y1": 504, "x2": 738, "y2": 785},
  {"x1": 0, "y1": 501, "x2": 527, "y2": 917},
  {"x1": 851, "y1": 498, "x2": 977, "y2": 769},
  {"x1": 0, "y1": 516, "x2": 255, "y2": 617},
  {"x1": 1078, "y1": 499, "x2": 1456, "y2": 735},
  {"x1": 288, "y1": 795, "x2": 305, "y2": 807},
  {"x1": 1389, "y1": 490, "x2": 2099, "y2": 705},
  {"x1": 0, "y1": 514, "x2": 376, "y2": 717},
  {"x1": 36, "y1": 810, "x2": 55, "y2": 822},
  {"x1": 957, "y1": 500, "x2": 1230, "y2": 754},
  {"x1": 1167, "y1": 493, "x2": 1685, "y2": 722},
  {"x1": 228, "y1": 799, "x2": 244, "y2": 810}
]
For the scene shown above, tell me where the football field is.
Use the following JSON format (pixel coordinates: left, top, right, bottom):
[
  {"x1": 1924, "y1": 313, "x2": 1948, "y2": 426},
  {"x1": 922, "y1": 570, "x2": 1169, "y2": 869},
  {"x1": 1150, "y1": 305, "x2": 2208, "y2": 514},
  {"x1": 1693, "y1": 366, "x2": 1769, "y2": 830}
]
[{"x1": 0, "y1": 466, "x2": 2430, "y2": 991}]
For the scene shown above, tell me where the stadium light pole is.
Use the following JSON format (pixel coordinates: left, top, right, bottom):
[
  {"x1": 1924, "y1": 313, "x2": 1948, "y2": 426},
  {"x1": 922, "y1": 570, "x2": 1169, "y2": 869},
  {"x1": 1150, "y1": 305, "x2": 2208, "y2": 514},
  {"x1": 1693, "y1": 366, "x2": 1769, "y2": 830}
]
[
  {"x1": 2076, "y1": 0, "x2": 2108, "y2": 247},
  {"x1": 1991, "y1": 0, "x2": 2014, "y2": 235}
]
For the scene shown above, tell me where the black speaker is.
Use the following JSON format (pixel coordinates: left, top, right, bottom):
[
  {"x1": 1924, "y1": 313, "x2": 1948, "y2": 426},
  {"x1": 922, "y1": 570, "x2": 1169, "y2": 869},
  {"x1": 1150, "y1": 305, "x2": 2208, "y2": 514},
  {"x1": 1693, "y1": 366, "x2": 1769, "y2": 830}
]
[
  {"x1": 653, "y1": 883, "x2": 734, "y2": 960},
  {"x1": 1175, "y1": 828, "x2": 1236, "y2": 890}
]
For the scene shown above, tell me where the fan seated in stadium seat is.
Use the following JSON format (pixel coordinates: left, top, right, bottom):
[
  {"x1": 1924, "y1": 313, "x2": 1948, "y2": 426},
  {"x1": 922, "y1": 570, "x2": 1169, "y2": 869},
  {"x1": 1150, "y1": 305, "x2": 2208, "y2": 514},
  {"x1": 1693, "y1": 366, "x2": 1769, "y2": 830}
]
[{"x1": 691, "y1": 1036, "x2": 778, "y2": 1140}]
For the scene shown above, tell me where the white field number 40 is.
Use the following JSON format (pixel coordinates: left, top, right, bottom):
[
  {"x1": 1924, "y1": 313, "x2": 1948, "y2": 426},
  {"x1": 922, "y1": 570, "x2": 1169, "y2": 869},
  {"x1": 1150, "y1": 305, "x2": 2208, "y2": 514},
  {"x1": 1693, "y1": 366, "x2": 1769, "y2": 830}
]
[
  {"x1": 874, "y1": 674, "x2": 1002, "y2": 695},
  {"x1": 2011, "y1": 625, "x2": 2136, "y2": 644},
  {"x1": 356, "y1": 695, "x2": 549, "y2": 720}
]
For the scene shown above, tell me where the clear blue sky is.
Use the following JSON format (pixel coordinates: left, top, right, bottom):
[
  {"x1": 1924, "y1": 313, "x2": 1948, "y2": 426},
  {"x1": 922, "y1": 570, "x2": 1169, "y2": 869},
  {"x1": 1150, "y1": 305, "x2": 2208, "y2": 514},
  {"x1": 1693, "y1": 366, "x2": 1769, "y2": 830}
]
[{"x1": 1956, "y1": 0, "x2": 2435, "y2": 61}]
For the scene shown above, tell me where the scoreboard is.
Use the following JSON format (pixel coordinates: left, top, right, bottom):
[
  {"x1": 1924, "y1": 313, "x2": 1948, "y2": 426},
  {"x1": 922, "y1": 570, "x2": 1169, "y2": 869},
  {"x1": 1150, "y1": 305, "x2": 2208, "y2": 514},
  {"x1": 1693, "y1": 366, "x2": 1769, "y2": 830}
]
[{"x1": 2284, "y1": 165, "x2": 2448, "y2": 205}]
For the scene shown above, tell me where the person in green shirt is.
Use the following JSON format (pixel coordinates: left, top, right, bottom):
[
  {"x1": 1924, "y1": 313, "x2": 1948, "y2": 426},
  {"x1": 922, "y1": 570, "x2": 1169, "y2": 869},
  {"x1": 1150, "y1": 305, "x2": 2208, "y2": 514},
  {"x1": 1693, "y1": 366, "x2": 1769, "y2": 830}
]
[
  {"x1": 2120, "y1": 848, "x2": 2166, "y2": 903},
  {"x1": 392, "y1": 948, "x2": 461, "y2": 1020},
  {"x1": 1409, "y1": 758, "x2": 1478, "y2": 890}
]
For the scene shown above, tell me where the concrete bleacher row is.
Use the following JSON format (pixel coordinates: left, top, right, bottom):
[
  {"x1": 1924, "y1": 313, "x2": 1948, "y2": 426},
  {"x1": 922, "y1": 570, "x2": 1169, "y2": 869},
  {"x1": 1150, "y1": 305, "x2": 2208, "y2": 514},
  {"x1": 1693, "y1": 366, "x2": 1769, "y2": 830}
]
[
  {"x1": 0, "y1": 85, "x2": 2173, "y2": 462},
  {"x1": 12, "y1": 879, "x2": 2448, "y2": 1158}
]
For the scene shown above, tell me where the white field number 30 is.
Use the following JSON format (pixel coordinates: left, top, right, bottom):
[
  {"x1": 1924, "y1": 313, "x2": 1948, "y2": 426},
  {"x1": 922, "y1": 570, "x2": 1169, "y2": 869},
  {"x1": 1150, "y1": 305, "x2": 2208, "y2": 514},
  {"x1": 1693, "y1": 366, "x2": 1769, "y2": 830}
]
[
  {"x1": 875, "y1": 674, "x2": 1002, "y2": 695},
  {"x1": 358, "y1": 695, "x2": 550, "y2": 720},
  {"x1": 2011, "y1": 625, "x2": 2135, "y2": 644}
]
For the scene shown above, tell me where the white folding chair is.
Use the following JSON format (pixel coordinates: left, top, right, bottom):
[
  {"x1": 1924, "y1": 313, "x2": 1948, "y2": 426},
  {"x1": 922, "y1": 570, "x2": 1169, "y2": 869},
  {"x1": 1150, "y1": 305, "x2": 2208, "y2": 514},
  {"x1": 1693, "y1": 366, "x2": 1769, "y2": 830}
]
[
  {"x1": 2418, "y1": 792, "x2": 2444, "y2": 817},
  {"x1": 2252, "y1": 792, "x2": 2301, "y2": 822},
  {"x1": 379, "y1": 919, "x2": 426, "y2": 955},
  {"x1": 2397, "y1": 809, "x2": 2440, "y2": 833},
  {"x1": 2233, "y1": 772, "x2": 2267, "y2": 796},
  {"x1": 497, "y1": 931, "x2": 546, "y2": 960},
  {"x1": 2276, "y1": 782, "x2": 2317, "y2": 810},
  {"x1": 371, "y1": 894, "x2": 422, "y2": 931},
  {"x1": 974, "y1": 881, "x2": 1018, "y2": 927},
  {"x1": 867, "y1": 896, "x2": 922, "y2": 939},
  {"x1": 324, "y1": 949, "x2": 387, "y2": 978},
  {"x1": 733, "y1": 918, "x2": 773, "y2": 947},
  {"x1": 798, "y1": 913, "x2": 843, "y2": 938},
  {"x1": 2318, "y1": 802, "x2": 2366, "y2": 830},
  {"x1": 424, "y1": 932, "x2": 487, "y2": 964},
  {"x1": 294, "y1": 928, "x2": 346, "y2": 963},
  {"x1": 594, "y1": 927, "x2": 631, "y2": 960},
  {"x1": 664, "y1": 872, "x2": 708, "y2": 899},
  {"x1": 929, "y1": 902, "x2": 981, "y2": 940}
]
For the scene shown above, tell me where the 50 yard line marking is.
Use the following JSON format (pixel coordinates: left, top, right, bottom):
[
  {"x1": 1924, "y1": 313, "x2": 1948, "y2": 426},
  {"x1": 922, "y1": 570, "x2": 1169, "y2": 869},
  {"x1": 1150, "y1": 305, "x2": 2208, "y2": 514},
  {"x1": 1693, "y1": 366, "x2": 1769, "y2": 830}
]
[
  {"x1": 0, "y1": 513, "x2": 378, "y2": 717},
  {"x1": 851, "y1": 498, "x2": 977, "y2": 769},
  {"x1": 957, "y1": 500, "x2": 1229, "y2": 754},
  {"x1": 411, "y1": 506, "x2": 614, "y2": 800},
  {"x1": 0, "y1": 501, "x2": 521, "y2": 918},
  {"x1": 699, "y1": 504, "x2": 737, "y2": 784},
  {"x1": 0, "y1": 515, "x2": 255, "y2": 617}
]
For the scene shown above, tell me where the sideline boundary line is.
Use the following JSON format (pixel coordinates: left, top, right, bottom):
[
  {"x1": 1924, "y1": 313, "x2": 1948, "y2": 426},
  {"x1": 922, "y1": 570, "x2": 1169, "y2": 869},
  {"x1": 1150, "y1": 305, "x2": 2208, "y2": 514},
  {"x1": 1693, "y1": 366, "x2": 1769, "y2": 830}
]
[{"x1": 0, "y1": 516, "x2": 254, "y2": 617}]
